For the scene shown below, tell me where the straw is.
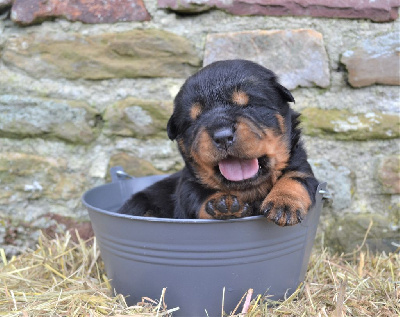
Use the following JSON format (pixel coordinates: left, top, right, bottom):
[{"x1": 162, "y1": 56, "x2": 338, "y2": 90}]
[{"x1": 0, "y1": 231, "x2": 399, "y2": 316}]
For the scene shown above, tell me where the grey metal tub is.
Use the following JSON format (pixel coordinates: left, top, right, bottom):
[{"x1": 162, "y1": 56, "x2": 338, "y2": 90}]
[{"x1": 82, "y1": 166, "x2": 327, "y2": 316}]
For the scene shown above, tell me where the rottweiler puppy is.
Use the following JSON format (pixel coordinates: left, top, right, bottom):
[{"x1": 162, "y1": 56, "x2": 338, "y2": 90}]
[{"x1": 118, "y1": 59, "x2": 319, "y2": 226}]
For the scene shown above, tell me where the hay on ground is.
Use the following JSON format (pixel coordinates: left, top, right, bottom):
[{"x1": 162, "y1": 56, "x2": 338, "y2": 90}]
[{"x1": 0, "y1": 232, "x2": 399, "y2": 316}]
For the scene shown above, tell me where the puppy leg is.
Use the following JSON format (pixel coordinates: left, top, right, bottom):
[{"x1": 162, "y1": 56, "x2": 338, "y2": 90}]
[
  {"x1": 198, "y1": 193, "x2": 253, "y2": 219},
  {"x1": 260, "y1": 171, "x2": 318, "y2": 226},
  {"x1": 117, "y1": 173, "x2": 180, "y2": 218},
  {"x1": 118, "y1": 191, "x2": 160, "y2": 217}
]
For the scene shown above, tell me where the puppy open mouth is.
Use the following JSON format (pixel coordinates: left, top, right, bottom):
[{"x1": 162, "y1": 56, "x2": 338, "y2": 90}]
[{"x1": 218, "y1": 157, "x2": 260, "y2": 182}]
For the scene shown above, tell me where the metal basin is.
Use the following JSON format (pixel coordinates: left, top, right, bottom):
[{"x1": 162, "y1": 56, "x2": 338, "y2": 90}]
[{"x1": 82, "y1": 166, "x2": 327, "y2": 316}]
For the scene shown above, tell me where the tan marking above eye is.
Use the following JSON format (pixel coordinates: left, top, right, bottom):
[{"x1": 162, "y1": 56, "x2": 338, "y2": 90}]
[
  {"x1": 190, "y1": 102, "x2": 202, "y2": 120},
  {"x1": 232, "y1": 90, "x2": 249, "y2": 106}
]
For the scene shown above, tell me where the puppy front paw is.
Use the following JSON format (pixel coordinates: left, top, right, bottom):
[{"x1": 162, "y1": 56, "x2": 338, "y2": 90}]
[
  {"x1": 199, "y1": 193, "x2": 252, "y2": 219},
  {"x1": 261, "y1": 182, "x2": 311, "y2": 226},
  {"x1": 261, "y1": 199, "x2": 307, "y2": 226}
]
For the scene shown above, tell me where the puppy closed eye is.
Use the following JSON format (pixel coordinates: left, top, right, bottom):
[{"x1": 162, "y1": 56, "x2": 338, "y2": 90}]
[{"x1": 190, "y1": 102, "x2": 203, "y2": 120}]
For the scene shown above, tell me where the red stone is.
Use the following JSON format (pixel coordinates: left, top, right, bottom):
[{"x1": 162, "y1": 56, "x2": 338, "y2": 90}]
[
  {"x1": 341, "y1": 32, "x2": 400, "y2": 87},
  {"x1": 42, "y1": 213, "x2": 95, "y2": 243},
  {"x1": 204, "y1": 29, "x2": 330, "y2": 90},
  {"x1": 11, "y1": 0, "x2": 151, "y2": 25},
  {"x1": 158, "y1": 0, "x2": 399, "y2": 22},
  {"x1": 378, "y1": 156, "x2": 400, "y2": 194}
]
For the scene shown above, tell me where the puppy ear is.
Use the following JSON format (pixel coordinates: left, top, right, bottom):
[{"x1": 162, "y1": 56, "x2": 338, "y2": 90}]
[
  {"x1": 167, "y1": 114, "x2": 178, "y2": 140},
  {"x1": 276, "y1": 83, "x2": 295, "y2": 103}
]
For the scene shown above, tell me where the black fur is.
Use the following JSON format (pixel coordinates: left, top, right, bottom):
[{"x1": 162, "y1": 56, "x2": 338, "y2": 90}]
[{"x1": 118, "y1": 60, "x2": 319, "y2": 225}]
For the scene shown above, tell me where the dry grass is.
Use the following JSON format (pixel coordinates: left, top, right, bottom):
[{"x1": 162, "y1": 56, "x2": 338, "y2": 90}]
[{"x1": 0, "y1": 232, "x2": 399, "y2": 316}]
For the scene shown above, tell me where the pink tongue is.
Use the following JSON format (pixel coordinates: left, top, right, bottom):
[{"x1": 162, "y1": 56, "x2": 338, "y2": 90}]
[{"x1": 218, "y1": 158, "x2": 259, "y2": 181}]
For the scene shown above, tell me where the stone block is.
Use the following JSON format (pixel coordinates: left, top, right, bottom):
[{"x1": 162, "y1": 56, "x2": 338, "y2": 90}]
[
  {"x1": 204, "y1": 29, "x2": 330, "y2": 90},
  {"x1": 1, "y1": 30, "x2": 201, "y2": 80},
  {"x1": 158, "y1": 0, "x2": 399, "y2": 22},
  {"x1": 0, "y1": 95, "x2": 99, "y2": 144},
  {"x1": 0, "y1": 152, "x2": 64, "y2": 179},
  {"x1": 324, "y1": 213, "x2": 399, "y2": 254},
  {"x1": 309, "y1": 159, "x2": 352, "y2": 212},
  {"x1": 341, "y1": 32, "x2": 400, "y2": 87},
  {"x1": 377, "y1": 155, "x2": 400, "y2": 194},
  {"x1": 11, "y1": 0, "x2": 150, "y2": 25},
  {"x1": 0, "y1": 214, "x2": 94, "y2": 258},
  {"x1": 115, "y1": 138, "x2": 184, "y2": 172},
  {"x1": 301, "y1": 108, "x2": 400, "y2": 140},
  {"x1": 107, "y1": 153, "x2": 164, "y2": 181},
  {"x1": 48, "y1": 173, "x2": 88, "y2": 201},
  {"x1": 0, "y1": 152, "x2": 87, "y2": 205},
  {"x1": 104, "y1": 98, "x2": 173, "y2": 138},
  {"x1": 0, "y1": 152, "x2": 63, "y2": 203}
]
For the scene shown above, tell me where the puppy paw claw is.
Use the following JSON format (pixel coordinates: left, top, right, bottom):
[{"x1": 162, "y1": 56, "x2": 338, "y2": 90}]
[{"x1": 261, "y1": 200, "x2": 307, "y2": 226}]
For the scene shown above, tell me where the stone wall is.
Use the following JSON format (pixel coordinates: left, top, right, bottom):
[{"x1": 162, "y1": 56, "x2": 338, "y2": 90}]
[{"x1": 0, "y1": 0, "x2": 399, "y2": 255}]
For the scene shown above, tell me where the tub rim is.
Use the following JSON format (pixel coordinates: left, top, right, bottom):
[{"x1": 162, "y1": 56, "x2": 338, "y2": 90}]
[{"x1": 82, "y1": 166, "x2": 328, "y2": 225}]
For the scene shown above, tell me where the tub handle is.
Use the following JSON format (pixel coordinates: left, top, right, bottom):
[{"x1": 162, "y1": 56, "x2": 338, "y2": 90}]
[
  {"x1": 110, "y1": 166, "x2": 133, "y2": 183},
  {"x1": 319, "y1": 189, "x2": 332, "y2": 200},
  {"x1": 316, "y1": 182, "x2": 332, "y2": 201}
]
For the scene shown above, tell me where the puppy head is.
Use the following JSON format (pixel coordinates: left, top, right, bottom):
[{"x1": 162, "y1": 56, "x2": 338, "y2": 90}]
[{"x1": 168, "y1": 60, "x2": 295, "y2": 193}]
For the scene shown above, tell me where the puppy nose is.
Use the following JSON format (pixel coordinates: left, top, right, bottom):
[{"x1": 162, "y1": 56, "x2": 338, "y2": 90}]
[{"x1": 212, "y1": 127, "x2": 235, "y2": 149}]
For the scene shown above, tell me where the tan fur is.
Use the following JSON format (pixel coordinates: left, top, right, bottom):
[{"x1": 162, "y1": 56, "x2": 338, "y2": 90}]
[
  {"x1": 261, "y1": 175, "x2": 312, "y2": 226},
  {"x1": 190, "y1": 102, "x2": 202, "y2": 120},
  {"x1": 190, "y1": 118, "x2": 290, "y2": 205},
  {"x1": 232, "y1": 90, "x2": 249, "y2": 106},
  {"x1": 276, "y1": 114, "x2": 286, "y2": 134},
  {"x1": 190, "y1": 128, "x2": 222, "y2": 190}
]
